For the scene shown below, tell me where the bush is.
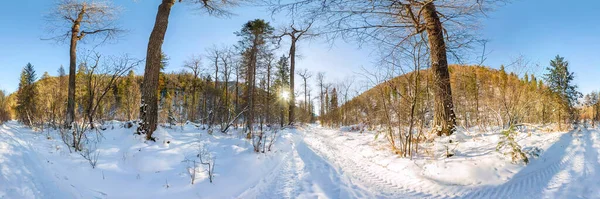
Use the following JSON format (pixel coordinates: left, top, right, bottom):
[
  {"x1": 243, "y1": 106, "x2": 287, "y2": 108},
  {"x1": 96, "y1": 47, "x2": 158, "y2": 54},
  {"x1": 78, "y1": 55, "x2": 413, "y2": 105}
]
[{"x1": 496, "y1": 125, "x2": 529, "y2": 164}]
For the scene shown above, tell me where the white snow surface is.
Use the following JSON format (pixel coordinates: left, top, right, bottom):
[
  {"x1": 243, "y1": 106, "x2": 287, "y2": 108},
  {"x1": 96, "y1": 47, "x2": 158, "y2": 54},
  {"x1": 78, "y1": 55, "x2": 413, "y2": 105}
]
[{"x1": 1, "y1": 121, "x2": 600, "y2": 199}]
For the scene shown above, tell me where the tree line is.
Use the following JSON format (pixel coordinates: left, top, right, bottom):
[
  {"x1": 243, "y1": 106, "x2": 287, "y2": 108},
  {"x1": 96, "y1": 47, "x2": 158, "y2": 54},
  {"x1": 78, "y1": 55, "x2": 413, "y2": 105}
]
[{"x1": 319, "y1": 55, "x2": 584, "y2": 157}]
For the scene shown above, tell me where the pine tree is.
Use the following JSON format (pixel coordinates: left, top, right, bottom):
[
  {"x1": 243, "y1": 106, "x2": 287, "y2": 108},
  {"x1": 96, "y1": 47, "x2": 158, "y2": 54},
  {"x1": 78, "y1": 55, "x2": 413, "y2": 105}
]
[
  {"x1": 236, "y1": 19, "x2": 275, "y2": 139},
  {"x1": 543, "y1": 55, "x2": 581, "y2": 120},
  {"x1": 16, "y1": 63, "x2": 38, "y2": 126}
]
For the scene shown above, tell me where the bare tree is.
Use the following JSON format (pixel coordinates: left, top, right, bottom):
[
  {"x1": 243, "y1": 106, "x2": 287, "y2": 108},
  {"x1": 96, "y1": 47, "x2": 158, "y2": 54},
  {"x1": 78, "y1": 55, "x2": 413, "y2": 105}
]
[
  {"x1": 276, "y1": 20, "x2": 314, "y2": 125},
  {"x1": 138, "y1": 0, "x2": 237, "y2": 141},
  {"x1": 206, "y1": 45, "x2": 223, "y2": 127},
  {"x1": 219, "y1": 46, "x2": 235, "y2": 124},
  {"x1": 338, "y1": 76, "x2": 354, "y2": 125},
  {"x1": 316, "y1": 72, "x2": 325, "y2": 117},
  {"x1": 206, "y1": 46, "x2": 221, "y2": 92},
  {"x1": 184, "y1": 54, "x2": 203, "y2": 121},
  {"x1": 80, "y1": 51, "x2": 139, "y2": 128},
  {"x1": 45, "y1": 0, "x2": 123, "y2": 128},
  {"x1": 297, "y1": 68, "x2": 312, "y2": 120}
]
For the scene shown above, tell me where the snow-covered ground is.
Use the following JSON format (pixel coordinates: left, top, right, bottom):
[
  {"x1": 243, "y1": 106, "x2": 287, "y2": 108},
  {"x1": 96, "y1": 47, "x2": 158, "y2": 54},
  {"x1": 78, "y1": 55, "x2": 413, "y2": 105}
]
[{"x1": 1, "y1": 121, "x2": 600, "y2": 198}]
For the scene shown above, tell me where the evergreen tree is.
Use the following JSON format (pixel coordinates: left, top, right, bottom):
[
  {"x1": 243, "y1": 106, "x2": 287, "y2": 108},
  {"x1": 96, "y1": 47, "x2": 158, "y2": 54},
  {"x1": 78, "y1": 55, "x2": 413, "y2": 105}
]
[
  {"x1": 584, "y1": 92, "x2": 599, "y2": 125},
  {"x1": 16, "y1": 63, "x2": 38, "y2": 126},
  {"x1": 543, "y1": 55, "x2": 581, "y2": 109},
  {"x1": 274, "y1": 55, "x2": 290, "y2": 126},
  {"x1": 236, "y1": 19, "x2": 275, "y2": 139},
  {"x1": 274, "y1": 55, "x2": 290, "y2": 88}
]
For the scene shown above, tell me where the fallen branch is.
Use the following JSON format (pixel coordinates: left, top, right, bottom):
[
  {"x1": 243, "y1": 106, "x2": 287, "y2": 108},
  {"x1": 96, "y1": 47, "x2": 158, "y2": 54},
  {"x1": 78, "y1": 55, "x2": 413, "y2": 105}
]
[{"x1": 221, "y1": 106, "x2": 248, "y2": 133}]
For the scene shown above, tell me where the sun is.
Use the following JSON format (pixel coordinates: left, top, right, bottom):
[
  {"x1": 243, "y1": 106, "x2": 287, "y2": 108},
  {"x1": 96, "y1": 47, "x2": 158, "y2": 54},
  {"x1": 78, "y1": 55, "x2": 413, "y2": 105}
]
[{"x1": 280, "y1": 90, "x2": 290, "y2": 101}]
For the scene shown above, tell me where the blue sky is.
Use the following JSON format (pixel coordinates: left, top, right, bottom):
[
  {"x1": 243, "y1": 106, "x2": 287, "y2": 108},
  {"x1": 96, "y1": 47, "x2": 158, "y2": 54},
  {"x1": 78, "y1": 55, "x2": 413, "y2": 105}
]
[{"x1": 0, "y1": 0, "x2": 599, "y2": 95}]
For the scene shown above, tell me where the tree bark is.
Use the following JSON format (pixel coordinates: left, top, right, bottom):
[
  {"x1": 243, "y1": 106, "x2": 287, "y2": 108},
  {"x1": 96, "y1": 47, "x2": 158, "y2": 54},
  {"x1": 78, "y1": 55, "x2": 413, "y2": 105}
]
[
  {"x1": 66, "y1": 33, "x2": 77, "y2": 128},
  {"x1": 245, "y1": 37, "x2": 259, "y2": 139},
  {"x1": 211, "y1": 55, "x2": 219, "y2": 126},
  {"x1": 223, "y1": 60, "x2": 229, "y2": 123},
  {"x1": 138, "y1": 0, "x2": 175, "y2": 140},
  {"x1": 266, "y1": 60, "x2": 271, "y2": 125},
  {"x1": 288, "y1": 38, "x2": 297, "y2": 125},
  {"x1": 65, "y1": 4, "x2": 86, "y2": 128},
  {"x1": 191, "y1": 71, "x2": 198, "y2": 122},
  {"x1": 304, "y1": 78, "x2": 307, "y2": 114},
  {"x1": 422, "y1": 2, "x2": 456, "y2": 136}
]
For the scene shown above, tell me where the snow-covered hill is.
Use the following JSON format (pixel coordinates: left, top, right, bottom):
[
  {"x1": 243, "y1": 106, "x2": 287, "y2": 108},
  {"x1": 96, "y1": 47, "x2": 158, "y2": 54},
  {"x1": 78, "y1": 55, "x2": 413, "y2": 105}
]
[{"x1": 1, "y1": 121, "x2": 599, "y2": 198}]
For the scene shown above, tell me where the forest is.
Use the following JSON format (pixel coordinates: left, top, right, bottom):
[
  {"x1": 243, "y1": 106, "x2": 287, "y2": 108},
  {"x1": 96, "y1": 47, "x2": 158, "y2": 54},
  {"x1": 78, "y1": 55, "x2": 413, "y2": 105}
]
[{"x1": 0, "y1": 0, "x2": 599, "y2": 198}]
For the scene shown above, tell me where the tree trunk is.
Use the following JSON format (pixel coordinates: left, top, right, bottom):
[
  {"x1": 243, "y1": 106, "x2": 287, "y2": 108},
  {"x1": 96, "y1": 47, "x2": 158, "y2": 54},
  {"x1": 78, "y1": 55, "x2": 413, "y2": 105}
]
[
  {"x1": 87, "y1": 78, "x2": 94, "y2": 129},
  {"x1": 223, "y1": 66, "x2": 229, "y2": 124},
  {"x1": 248, "y1": 49, "x2": 257, "y2": 137},
  {"x1": 422, "y1": 2, "x2": 456, "y2": 136},
  {"x1": 213, "y1": 56, "x2": 219, "y2": 126},
  {"x1": 138, "y1": 0, "x2": 175, "y2": 141},
  {"x1": 288, "y1": 39, "x2": 297, "y2": 125},
  {"x1": 319, "y1": 84, "x2": 324, "y2": 118},
  {"x1": 235, "y1": 66, "x2": 239, "y2": 119},
  {"x1": 191, "y1": 76, "x2": 197, "y2": 122},
  {"x1": 266, "y1": 62, "x2": 271, "y2": 125},
  {"x1": 65, "y1": 6, "x2": 85, "y2": 128},
  {"x1": 245, "y1": 38, "x2": 259, "y2": 139},
  {"x1": 66, "y1": 34, "x2": 77, "y2": 128},
  {"x1": 304, "y1": 78, "x2": 308, "y2": 118}
]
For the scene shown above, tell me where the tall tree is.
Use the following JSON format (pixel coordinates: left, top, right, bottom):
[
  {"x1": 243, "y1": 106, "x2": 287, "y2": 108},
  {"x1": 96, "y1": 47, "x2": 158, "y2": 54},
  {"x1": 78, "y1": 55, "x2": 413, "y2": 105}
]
[
  {"x1": 297, "y1": 68, "x2": 312, "y2": 121},
  {"x1": 56, "y1": 66, "x2": 68, "y2": 126},
  {"x1": 584, "y1": 91, "x2": 599, "y2": 126},
  {"x1": 46, "y1": 0, "x2": 122, "y2": 128},
  {"x1": 183, "y1": 55, "x2": 203, "y2": 122},
  {"x1": 16, "y1": 63, "x2": 38, "y2": 127},
  {"x1": 236, "y1": 19, "x2": 275, "y2": 139},
  {"x1": 219, "y1": 46, "x2": 235, "y2": 123},
  {"x1": 138, "y1": 0, "x2": 236, "y2": 141},
  {"x1": 277, "y1": 20, "x2": 313, "y2": 125},
  {"x1": 421, "y1": 2, "x2": 456, "y2": 136},
  {"x1": 544, "y1": 55, "x2": 581, "y2": 122},
  {"x1": 316, "y1": 72, "x2": 325, "y2": 118},
  {"x1": 329, "y1": 87, "x2": 339, "y2": 127}
]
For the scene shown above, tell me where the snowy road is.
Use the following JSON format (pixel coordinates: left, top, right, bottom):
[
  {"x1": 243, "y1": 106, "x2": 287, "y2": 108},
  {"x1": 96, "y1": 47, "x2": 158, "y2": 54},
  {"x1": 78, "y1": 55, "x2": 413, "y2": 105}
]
[
  {"x1": 243, "y1": 125, "x2": 600, "y2": 199},
  {"x1": 238, "y1": 131, "x2": 373, "y2": 198},
  {"x1": 0, "y1": 124, "x2": 73, "y2": 198},
  {"x1": 2, "y1": 122, "x2": 600, "y2": 198}
]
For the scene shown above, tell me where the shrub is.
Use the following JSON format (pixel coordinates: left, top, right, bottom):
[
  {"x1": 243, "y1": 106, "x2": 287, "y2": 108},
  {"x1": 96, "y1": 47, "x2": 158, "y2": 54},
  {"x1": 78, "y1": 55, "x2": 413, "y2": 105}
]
[{"x1": 496, "y1": 125, "x2": 529, "y2": 164}]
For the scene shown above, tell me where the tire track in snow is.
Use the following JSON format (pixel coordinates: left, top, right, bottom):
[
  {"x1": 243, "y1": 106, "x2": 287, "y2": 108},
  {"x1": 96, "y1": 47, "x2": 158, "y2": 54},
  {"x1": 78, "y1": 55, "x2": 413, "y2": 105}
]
[
  {"x1": 238, "y1": 130, "x2": 374, "y2": 199},
  {"x1": 235, "y1": 140, "x2": 297, "y2": 199},
  {"x1": 301, "y1": 126, "x2": 465, "y2": 199},
  {"x1": 463, "y1": 128, "x2": 595, "y2": 199},
  {"x1": 302, "y1": 126, "x2": 600, "y2": 199},
  {"x1": 0, "y1": 123, "x2": 78, "y2": 198},
  {"x1": 261, "y1": 138, "x2": 305, "y2": 199}
]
